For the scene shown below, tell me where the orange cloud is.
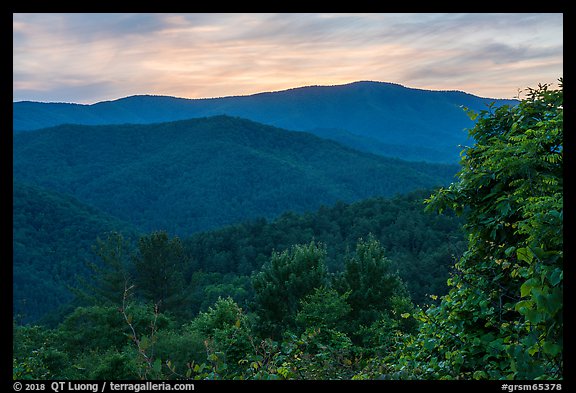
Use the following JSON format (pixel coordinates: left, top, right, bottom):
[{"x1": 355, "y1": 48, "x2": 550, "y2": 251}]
[{"x1": 13, "y1": 13, "x2": 563, "y2": 103}]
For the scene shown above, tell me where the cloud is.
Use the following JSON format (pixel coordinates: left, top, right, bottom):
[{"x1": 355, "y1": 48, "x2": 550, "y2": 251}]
[
  {"x1": 472, "y1": 42, "x2": 563, "y2": 64},
  {"x1": 13, "y1": 13, "x2": 563, "y2": 103}
]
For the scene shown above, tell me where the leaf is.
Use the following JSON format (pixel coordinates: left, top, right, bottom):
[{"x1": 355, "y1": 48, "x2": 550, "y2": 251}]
[
  {"x1": 542, "y1": 342, "x2": 562, "y2": 356},
  {"x1": 424, "y1": 339, "x2": 436, "y2": 350},
  {"x1": 504, "y1": 246, "x2": 516, "y2": 257},
  {"x1": 547, "y1": 268, "x2": 563, "y2": 286},
  {"x1": 400, "y1": 313, "x2": 411, "y2": 319},
  {"x1": 152, "y1": 358, "x2": 162, "y2": 373},
  {"x1": 524, "y1": 309, "x2": 544, "y2": 324},
  {"x1": 496, "y1": 200, "x2": 512, "y2": 216},
  {"x1": 520, "y1": 278, "x2": 538, "y2": 298},
  {"x1": 462, "y1": 106, "x2": 479, "y2": 121},
  {"x1": 515, "y1": 300, "x2": 532, "y2": 314},
  {"x1": 516, "y1": 248, "x2": 533, "y2": 264}
]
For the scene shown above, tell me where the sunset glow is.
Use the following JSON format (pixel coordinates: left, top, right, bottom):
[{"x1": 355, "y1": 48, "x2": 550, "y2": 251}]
[{"x1": 13, "y1": 13, "x2": 563, "y2": 103}]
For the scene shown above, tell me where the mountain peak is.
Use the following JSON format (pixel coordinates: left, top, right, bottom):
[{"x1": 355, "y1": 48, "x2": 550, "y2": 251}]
[{"x1": 13, "y1": 82, "x2": 517, "y2": 163}]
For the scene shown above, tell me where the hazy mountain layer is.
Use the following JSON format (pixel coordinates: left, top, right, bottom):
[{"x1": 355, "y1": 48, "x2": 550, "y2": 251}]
[
  {"x1": 13, "y1": 115, "x2": 459, "y2": 236},
  {"x1": 13, "y1": 81, "x2": 518, "y2": 163}
]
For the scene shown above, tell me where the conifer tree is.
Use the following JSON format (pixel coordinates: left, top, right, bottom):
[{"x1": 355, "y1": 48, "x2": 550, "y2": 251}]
[
  {"x1": 252, "y1": 241, "x2": 329, "y2": 339},
  {"x1": 133, "y1": 231, "x2": 188, "y2": 315}
]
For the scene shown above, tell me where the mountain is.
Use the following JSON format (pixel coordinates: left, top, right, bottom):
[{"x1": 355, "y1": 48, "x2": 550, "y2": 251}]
[
  {"x1": 13, "y1": 115, "x2": 459, "y2": 236},
  {"x1": 308, "y1": 127, "x2": 454, "y2": 163},
  {"x1": 13, "y1": 181, "x2": 137, "y2": 324},
  {"x1": 13, "y1": 81, "x2": 518, "y2": 163}
]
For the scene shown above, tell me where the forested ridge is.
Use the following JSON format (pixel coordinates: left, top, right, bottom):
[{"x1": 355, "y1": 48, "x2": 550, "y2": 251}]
[
  {"x1": 12, "y1": 82, "x2": 562, "y2": 381},
  {"x1": 13, "y1": 181, "x2": 139, "y2": 324},
  {"x1": 13, "y1": 115, "x2": 459, "y2": 236},
  {"x1": 13, "y1": 81, "x2": 518, "y2": 163},
  {"x1": 14, "y1": 188, "x2": 465, "y2": 325},
  {"x1": 13, "y1": 115, "x2": 460, "y2": 326}
]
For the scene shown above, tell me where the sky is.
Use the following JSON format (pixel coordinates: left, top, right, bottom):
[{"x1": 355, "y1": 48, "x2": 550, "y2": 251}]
[{"x1": 13, "y1": 13, "x2": 563, "y2": 104}]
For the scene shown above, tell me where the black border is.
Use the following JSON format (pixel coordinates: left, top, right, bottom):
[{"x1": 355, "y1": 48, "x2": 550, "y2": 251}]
[{"x1": 7, "y1": 7, "x2": 570, "y2": 391}]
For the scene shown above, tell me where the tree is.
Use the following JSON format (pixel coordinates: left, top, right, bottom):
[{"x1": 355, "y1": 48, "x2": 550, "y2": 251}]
[
  {"x1": 75, "y1": 231, "x2": 133, "y2": 306},
  {"x1": 252, "y1": 241, "x2": 329, "y2": 339},
  {"x1": 295, "y1": 287, "x2": 351, "y2": 332},
  {"x1": 392, "y1": 80, "x2": 563, "y2": 380},
  {"x1": 133, "y1": 231, "x2": 188, "y2": 315},
  {"x1": 186, "y1": 297, "x2": 253, "y2": 377},
  {"x1": 334, "y1": 235, "x2": 411, "y2": 339}
]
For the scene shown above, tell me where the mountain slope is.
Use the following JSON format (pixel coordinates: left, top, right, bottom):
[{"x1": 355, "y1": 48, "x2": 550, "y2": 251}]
[
  {"x1": 13, "y1": 81, "x2": 518, "y2": 163},
  {"x1": 13, "y1": 181, "x2": 137, "y2": 324},
  {"x1": 13, "y1": 115, "x2": 459, "y2": 236}
]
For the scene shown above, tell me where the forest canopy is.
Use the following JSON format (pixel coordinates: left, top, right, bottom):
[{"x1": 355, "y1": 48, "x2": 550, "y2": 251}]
[{"x1": 13, "y1": 81, "x2": 562, "y2": 381}]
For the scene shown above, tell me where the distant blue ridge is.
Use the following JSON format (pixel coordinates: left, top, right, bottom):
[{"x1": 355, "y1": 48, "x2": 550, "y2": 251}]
[{"x1": 13, "y1": 81, "x2": 517, "y2": 164}]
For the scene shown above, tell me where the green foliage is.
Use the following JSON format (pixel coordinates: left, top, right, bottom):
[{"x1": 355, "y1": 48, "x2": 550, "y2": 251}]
[
  {"x1": 13, "y1": 205, "x2": 447, "y2": 380},
  {"x1": 13, "y1": 116, "x2": 459, "y2": 237},
  {"x1": 187, "y1": 272, "x2": 253, "y2": 314},
  {"x1": 358, "y1": 295, "x2": 418, "y2": 353},
  {"x1": 252, "y1": 241, "x2": 329, "y2": 339},
  {"x1": 75, "y1": 231, "x2": 134, "y2": 306},
  {"x1": 189, "y1": 297, "x2": 253, "y2": 377},
  {"x1": 13, "y1": 236, "x2": 435, "y2": 380},
  {"x1": 334, "y1": 235, "x2": 413, "y2": 338},
  {"x1": 13, "y1": 354, "x2": 50, "y2": 380},
  {"x1": 84, "y1": 350, "x2": 139, "y2": 380},
  {"x1": 56, "y1": 304, "x2": 172, "y2": 356},
  {"x1": 14, "y1": 186, "x2": 464, "y2": 325},
  {"x1": 185, "y1": 190, "x2": 466, "y2": 305},
  {"x1": 56, "y1": 306, "x2": 127, "y2": 355},
  {"x1": 133, "y1": 231, "x2": 188, "y2": 315},
  {"x1": 295, "y1": 287, "x2": 351, "y2": 332},
  {"x1": 153, "y1": 328, "x2": 207, "y2": 377},
  {"x1": 393, "y1": 81, "x2": 563, "y2": 380},
  {"x1": 13, "y1": 182, "x2": 137, "y2": 323},
  {"x1": 187, "y1": 297, "x2": 249, "y2": 336},
  {"x1": 20, "y1": 96, "x2": 539, "y2": 380},
  {"x1": 13, "y1": 324, "x2": 60, "y2": 379},
  {"x1": 279, "y1": 327, "x2": 357, "y2": 380}
]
